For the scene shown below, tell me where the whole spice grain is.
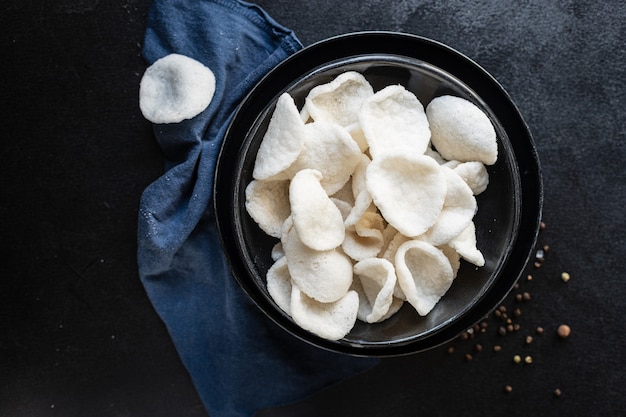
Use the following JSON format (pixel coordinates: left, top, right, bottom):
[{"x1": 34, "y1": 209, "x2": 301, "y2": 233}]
[
  {"x1": 499, "y1": 326, "x2": 507, "y2": 336},
  {"x1": 561, "y1": 272, "x2": 571, "y2": 282},
  {"x1": 524, "y1": 355, "x2": 533, "y2": 364},
  {"x1": 525, "y1": 335, "x2": 533, "y2": 345},
  {"x1": 557, "y1": 324, "x2": 571, "y2": 339},
  {"x1": 554, "y1": 388, "x2": 562, "y2": 397},
  {"x1": 513, "y1": 355, "x2": 521, "y2": 364},
  {"x1": 536, "y1": 326, "x2": 544, "y2": 335},
  {"x1": 475, "y1": 343, "x2": 483, "y2": 352},
  {"x1": 493, "y1": 345, "x2": 502, "y2": 352},
  {"x1": 523, "y1": 292, "x2": 531, "y2": 301},
  {"x1": 513, "y1": 308, "x2": 522, "y2": 317},
  {"x1": 515, "y1": 293, "x2": 523, "y2": 302},
  {"x1": 504, "y1": 385, "x2": 513, "y2": 393},
  {"x1": 465, "y1": 353, "x2": 473, "y2": 362}
]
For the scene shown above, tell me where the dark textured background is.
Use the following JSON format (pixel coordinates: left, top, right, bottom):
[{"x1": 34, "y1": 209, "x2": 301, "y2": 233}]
[{"x1": 1, "y1": 1, "x2": 624, "y2": 416}]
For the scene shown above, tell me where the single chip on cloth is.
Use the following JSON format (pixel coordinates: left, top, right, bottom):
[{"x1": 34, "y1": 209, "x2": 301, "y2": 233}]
[
  {"x1": 366, "y1": 153, "x2": 446, "y2": 237},
  {"x1": 139, "y1": 53, "x2": 216, "y2": 124},
  {"x1": 426, "y1": 95, "x2": 498, "y2": 165},
  {"x1": 395, "y1": 239, "x2": 455, "y2": 316}
]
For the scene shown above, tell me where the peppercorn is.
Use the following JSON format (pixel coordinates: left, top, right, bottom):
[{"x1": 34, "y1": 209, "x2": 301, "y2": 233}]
[
  {"x1": 540, "y1": 221, "x2": 546, "y2": 230},
  {"x1": 561, "y1": 272, "x2": 571, "y2": 282},
  {"x1": 554, "y1": 388, "x2": 562, "y2": 397},
  {"x1": 475, "y1": 343, "x2": 483, "y2": 352},
  {"x1": 523, "y1": 292, "x2": 531, "y2": 301},
  {"x1": 513, "y1": 308, "x2": 522, "y2": 317},
  {"x1": 515, "y1": 293, "x2": 523, "y2": 302},
  {"x1": 536, "y1": 326, "x2": 544, "y2": 335},
  {"x1": 447, "y1": 346, "x2": 455, "y2": 354},
  {"x1": 557, "y1": 324, "x2": 571, "y2": 339},
  {"x1": 525, "y1": 336, "x2": 533, "y2": 345},
  {"x1": 513, "y1": 355, "x2": 521, "y2": 364},
  {"x1": 498, "y1": 326, "x2": 507, "y2": 336},
  {"x1": 465, "y1": 353, "x2": 473, "y2": 362},
  {"x1": 493, "y1": 345, "x2": 502, "y2": 352},
  {"x1": 504, "y1": 385, "x2": 513, "y2": 393},
  {"x1": 524, "y1": 355, "x2": 533, "y2": 364}
]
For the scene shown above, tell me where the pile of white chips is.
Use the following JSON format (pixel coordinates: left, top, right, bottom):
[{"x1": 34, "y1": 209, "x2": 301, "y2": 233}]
[{"x1": 245, "y1": 71, "x2": 498, "y2": 341}]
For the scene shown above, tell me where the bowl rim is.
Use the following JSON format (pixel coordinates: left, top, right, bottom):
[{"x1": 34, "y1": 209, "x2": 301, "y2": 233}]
[{"x1": 214, "y1": 31, "x2": 543, "y2": 357}]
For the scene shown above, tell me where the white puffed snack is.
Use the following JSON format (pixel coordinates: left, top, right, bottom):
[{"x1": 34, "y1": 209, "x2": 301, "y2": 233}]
[
  {"x1": 289, "y1": 169, "x2": 345, "y2": 251},
  {"x1": 342, "y1": 211, "x2": 385, "y2": 261},
  {"x1": 453, "y1": 161, "x2": 490, "y2": 195},
  {"x1": 448, "y1": 222, "x2": 485, "y2": 267},
  {"x1": 304, "y1": 71, "x2": 374, "y2": 127},
  {"x1": 359, "y1": 85, "x2": 431, "y2": 158},
  {"x1": 395, "y1": 240, "x2": 454, "y2": 316},
  {"x1": 139, "y1": 53, "x2": 216, "y2": 124},
  {"x1": 252, "y1": 93, "x2": 306, "y2": 180},
  {"x1": 282, "y1": 221, "x2": 353, "y2": 303},
  {"x1": 366, "y1": 153, "x2": 446, "y2": 237},
  {"x1": 245, "y1": 179, "x2": 291, "y2": 239},
  {"x1": 283, "y1": 121, "x2": 362, "y2": 195},
  {"x1": 290, "y1": 285, "x2": 359, "y2": 341},
  {"x1": 426, "y1": 95, "x2": 498, "y2": 165},
  {"x1": 266, "y1": 257, "x2": 293, "y2": 314},
  {"x1": 353, "y1": 258, "x2": 397, "y2": 323},
  {"x1": 420, "y1": 166, "x2": 477, "y2": 246}
]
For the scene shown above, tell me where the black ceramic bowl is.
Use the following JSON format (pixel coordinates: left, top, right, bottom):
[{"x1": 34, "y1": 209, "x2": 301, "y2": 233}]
[{"x1": 214, "y1": 32, "x2": 542, "y2": 356}]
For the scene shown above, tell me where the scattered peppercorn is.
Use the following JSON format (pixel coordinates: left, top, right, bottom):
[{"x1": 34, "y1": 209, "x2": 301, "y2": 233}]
[
  {"x1": 515, "y1": 293, "x2": 523, "y2": 302},
  {"x1": 557, "y1": 324, "x2": 571, "y2": 339},
  {"x1": 493, "y1": 345, "x2": 502, "y2": 352},
  {"x1": 523, "y1": 292, "x2": 531, "y2": 301},
  {"x1": 543, "y1": 244, "x2": 550, "y2": 252},
  {"x1": 513, "y1": 308, "x2": 522, "y2": 317},
  {"x1": 505, "y1": 385, "x2": 513, "y2": 393},
  {"x1": 447, "y1": 346, "x2": 455, "y2": 354},
  {"x1": 513, "y1": 324, "x2": 521, "y2": 331},
  {"x1": 513, "y1": 355, "x2": 521, "y2": 364},
  {"x1": 540, "y1": 221, "x2": 546, "y2": 230},
  {"x1": 475, "y1": 343, "x2": 483, "y2": 352},
  {"x1": 524, "y1": 355, "x2": 533, "y2": 364},
  {"x1": 499, "y1": 326, "x2": 507, "y2": 336},
  {"x1": 525, "y1": 336, "x2": 533, "y2": 345},
  {"x1": 554, "y1": 388, "x2": 562, "y2": 397},
  {"x1": 561, "y1": 272, "x2": 571, "y2": 282},
  {"x1": 507, "y1": 324, "x2": 514, "y2": 333},
  {"x1": 527, "y1": 274, "x2": 533, "y2": 281},
  {"x1": 465, "y1": 353, "x2": 473, "y2": 362},
  {"x1": 536, "y1": 326, "x2": 544, "y2": 335}
]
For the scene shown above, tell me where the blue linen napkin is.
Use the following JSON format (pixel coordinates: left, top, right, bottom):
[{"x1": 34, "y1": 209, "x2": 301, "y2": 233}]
[{"x1": 136, "y1": 1, "x2": 379, "y2": 416}]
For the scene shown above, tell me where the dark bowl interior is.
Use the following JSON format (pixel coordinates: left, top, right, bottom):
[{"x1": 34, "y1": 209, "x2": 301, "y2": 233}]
[{"x1": 214, "y1": 32, "x2": 542, "y2": 356}]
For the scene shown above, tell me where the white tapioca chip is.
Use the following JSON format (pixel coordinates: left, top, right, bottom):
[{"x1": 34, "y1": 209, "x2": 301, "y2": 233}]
[
  {"x1": 438, "y1": 244, "x2": 462, "y2": 279},
  {"x1": 253, "y1": 93, "x2": 306, "y2": 180},
  {"x1": 426, "y1": 95, "x2": 498, "y2": 165},
  {"x1": 448, "y1": 222, "x2": 485, "y2": 267},
  {"x1": 359, "y1": 85, "x2": 431, "y2": 158},
  {"x1": 353, "y1": 258, "x2": 397, "y2": 323},
  {"x1": 282, "y1": 224, "x2": 353, "y2": 303},
  {"x1": 244, "y1": 179, "x2": 291, "y2": 239},
  {"x1": 290, "y1": 285, "x2": 359, "y2": 341},
  {"x1": 420, "y1": 166, "x2": 477, "y2": 246},
  {"x1": 345, "y1": 122, "x2": 369, "y2": 153},
  {"x1": 304, "y1": 71, "x2": 374, "y2": 127},
  {"x1": 271, "y1": 242, "x2": 285, "y2": 261},
  {"x1": 283, "y1": 121, "x2": 362, "y2": 195},
  {"x1": 266, "y1": 257, "x2": 293, "y2": 315},
  {"x1": 454, "y1": 161, "x2": 490, "y2": 195},
  {"x1": 351, "y1": 154, "x2": 371, "y2": 200},
  {"x1": 344, "y1": 190, "x2": 374, "y2": 231},
  {"x1": 342, "y1": 212, "x2": 385, "y2": 261},
  {"x1": 395, "y1": 240, "x2": 455, "y2": 316},
  {"x1": 289, "y1": 169, "x2": 345, "y2": 251},
  {"x1": 366, "y1": 153, "x2": 446, "y2": 237},
  {"x1": 139, "y1": 54, "x2": 216, "y2": 124}
]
